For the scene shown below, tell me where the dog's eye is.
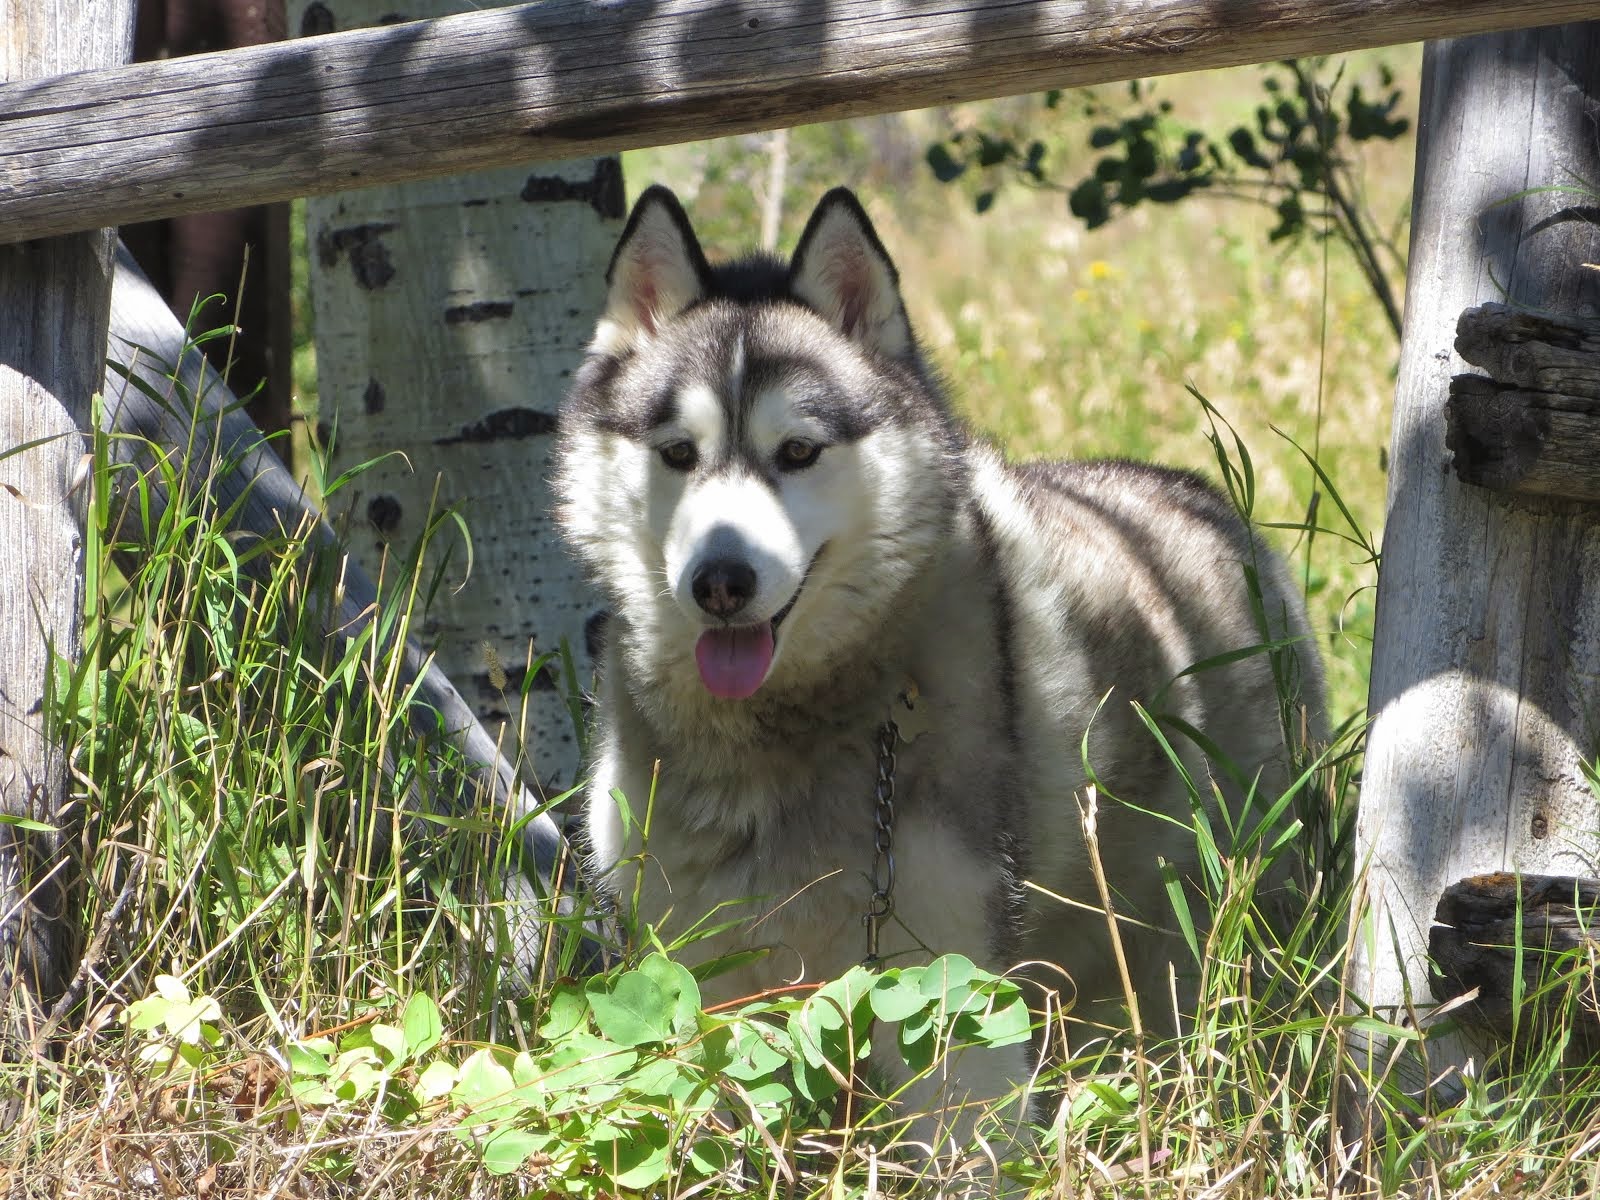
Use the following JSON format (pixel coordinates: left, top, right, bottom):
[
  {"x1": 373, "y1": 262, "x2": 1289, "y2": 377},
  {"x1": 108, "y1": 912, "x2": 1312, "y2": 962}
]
[
  {"x1": 776, "y1": 439, "x2": 822, "y2": 471},
  {"x1": 659, "y1": 441, "x2": 698, "y2": 470}
]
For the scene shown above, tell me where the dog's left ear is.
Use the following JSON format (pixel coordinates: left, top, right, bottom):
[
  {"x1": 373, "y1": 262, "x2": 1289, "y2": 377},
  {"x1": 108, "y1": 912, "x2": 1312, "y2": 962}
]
[{"x1": 789, "y1": 189, "x2": 913, "y2": 359}]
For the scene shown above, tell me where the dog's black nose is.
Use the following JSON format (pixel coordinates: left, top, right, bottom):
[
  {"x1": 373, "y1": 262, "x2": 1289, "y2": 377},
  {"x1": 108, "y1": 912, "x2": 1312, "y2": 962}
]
[{"x1": 691, "y1": 558, "x2": 756, "y2": 618}]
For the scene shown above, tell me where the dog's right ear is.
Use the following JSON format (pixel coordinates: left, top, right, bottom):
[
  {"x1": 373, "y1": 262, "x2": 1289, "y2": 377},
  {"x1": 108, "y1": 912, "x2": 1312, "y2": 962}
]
[{"x1": 593, "y1": 186, "x2": 712, "y2": 354}]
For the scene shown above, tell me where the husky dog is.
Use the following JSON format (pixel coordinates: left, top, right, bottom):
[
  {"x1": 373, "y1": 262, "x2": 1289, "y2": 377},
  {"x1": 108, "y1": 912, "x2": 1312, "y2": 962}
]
[{"x1": 554, "y1": 186, "x2": 1324, "y2": 1142}]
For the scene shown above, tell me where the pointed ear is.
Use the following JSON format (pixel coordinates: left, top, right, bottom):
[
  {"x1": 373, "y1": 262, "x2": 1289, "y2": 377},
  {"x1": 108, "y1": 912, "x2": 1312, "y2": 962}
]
[
  {"x1": 788, "y1": 189, "x2": 913, "y2": 359},
  {"x1": 594, "y1": 185, "x2": 711, "y2": 354}
]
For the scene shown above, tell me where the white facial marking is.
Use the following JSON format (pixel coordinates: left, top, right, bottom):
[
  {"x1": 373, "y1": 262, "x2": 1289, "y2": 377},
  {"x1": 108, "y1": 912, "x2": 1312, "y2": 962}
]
[
  {"x1": 667, "y1": 382, "x2": 726, "y2": 461},
  {"x1": 664, "y1": 471, "x2": 806, "y2": 625},
  {"x1": 726, "y1": 332, "x2": 745, "y2": 407}
]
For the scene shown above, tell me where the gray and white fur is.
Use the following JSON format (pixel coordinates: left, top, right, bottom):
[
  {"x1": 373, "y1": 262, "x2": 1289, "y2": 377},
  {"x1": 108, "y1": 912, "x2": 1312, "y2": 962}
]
[{"x1": 554, "y1": 185, "x2": 1325, "y2": 1146}]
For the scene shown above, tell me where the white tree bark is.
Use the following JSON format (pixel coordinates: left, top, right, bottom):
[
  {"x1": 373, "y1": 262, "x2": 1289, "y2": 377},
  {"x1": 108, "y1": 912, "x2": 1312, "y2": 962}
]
[
  {"x1": 0, "y1": 0, "x2": 134, "y2": 1028},
  {"x1": 1355, "y1": 22, "x2": 1600, "y2": 1058},
  {"x1": 291, "y1": 0, "x2": 616, "y2": 800}
]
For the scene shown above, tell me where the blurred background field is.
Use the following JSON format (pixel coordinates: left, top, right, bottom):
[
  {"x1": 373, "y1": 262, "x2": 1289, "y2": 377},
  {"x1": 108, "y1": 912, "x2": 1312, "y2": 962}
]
[{"x1": 614, "y1": 48, "x2": 1420, "y2": 725}]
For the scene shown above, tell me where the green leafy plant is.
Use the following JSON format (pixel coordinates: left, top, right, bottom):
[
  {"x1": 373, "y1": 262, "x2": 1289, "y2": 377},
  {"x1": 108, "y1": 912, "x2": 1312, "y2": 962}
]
[
  {"x1": 109, "y1": 952, "x2": 1032, "y2": 1193},
  {"x1": 123, "y1": 974, "x2": 226, "y2": 1074},
  {"x1": 928, "y1": 59, "x2": 1410, "y2": 336}
]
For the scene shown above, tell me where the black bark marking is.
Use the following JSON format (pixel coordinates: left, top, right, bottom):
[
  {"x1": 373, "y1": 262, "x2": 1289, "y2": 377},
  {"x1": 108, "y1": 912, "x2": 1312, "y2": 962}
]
[
  {"x1": 444, "y1": 300, "x2": 514, "y2": 324},
  {"x1": 299, "y1": 3, "x2": 334, "y2": 35},
  {"x1": 520, "y1": 157, "x2": 625, "y2": 220},
  {"x1": 434, "y1": 407, "x2": 556, "y2": 445},
  {"x1": 363, "y1": 377, "x2": 386, "y2": 414},
  {"x1": 316, "y1": 222, "x2": 397, "y2": 289},
  {"x1": 367, "y1": 494, "x2": 402, "y2": 534}
]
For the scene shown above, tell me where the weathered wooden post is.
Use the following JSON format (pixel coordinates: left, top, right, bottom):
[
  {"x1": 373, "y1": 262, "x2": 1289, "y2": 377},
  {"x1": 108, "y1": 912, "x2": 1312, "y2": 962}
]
[
  {"x1": 1356, "y1": 22, "x2": 1600, "y2": 1067},
  {"x1": 0, "y1": 0, "x2": 135, "y2": 1036},
  {"x1": 288, "y1": 1, "x2": 617, "y2": 800}
]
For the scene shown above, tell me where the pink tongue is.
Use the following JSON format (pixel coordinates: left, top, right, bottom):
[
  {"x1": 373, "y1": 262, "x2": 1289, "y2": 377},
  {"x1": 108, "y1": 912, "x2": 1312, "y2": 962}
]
[{"x1": 694, "y1": 623, "x2": 775, "y2": 699}]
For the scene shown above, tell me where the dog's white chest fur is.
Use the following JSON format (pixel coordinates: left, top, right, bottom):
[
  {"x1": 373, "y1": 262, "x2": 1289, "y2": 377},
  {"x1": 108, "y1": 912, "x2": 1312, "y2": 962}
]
[{"x1": 585, "y1": 731, "x2": 997, "y2": 1006}]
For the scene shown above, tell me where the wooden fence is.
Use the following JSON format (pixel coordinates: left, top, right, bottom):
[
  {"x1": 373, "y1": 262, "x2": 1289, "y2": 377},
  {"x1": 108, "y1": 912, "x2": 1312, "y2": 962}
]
[{"x1": 0, "y1": 0, "x2": 1591, "y2": 242}]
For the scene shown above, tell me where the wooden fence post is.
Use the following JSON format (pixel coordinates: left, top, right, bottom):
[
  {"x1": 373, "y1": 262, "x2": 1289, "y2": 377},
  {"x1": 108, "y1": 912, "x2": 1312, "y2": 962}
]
[
  {"x1": 0, "y1": 0, "x2": 135, "y2": 1036},
  {"x1": 1355, "y1": 22, "x2": 1600, "y2": 1068}
]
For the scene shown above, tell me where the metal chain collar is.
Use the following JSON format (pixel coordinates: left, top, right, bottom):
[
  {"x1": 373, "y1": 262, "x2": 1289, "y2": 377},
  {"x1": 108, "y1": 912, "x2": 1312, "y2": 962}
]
[{"x1": 863, "y1": 715, "x2": 899, "y2": 965}]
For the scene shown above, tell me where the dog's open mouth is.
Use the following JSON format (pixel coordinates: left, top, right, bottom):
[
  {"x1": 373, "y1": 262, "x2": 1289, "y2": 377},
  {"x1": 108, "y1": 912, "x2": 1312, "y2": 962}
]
[{"x1": 692, "y1": 550, "x2": 819, "y2": 700}]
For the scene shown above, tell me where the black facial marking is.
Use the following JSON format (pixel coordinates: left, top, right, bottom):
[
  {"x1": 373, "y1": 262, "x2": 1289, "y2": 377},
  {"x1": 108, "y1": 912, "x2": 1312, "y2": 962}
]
[
  {"x1": 748, "y1": 357, "x2": 881, "y2": 443},
  {"x1": 642, "y1": 387, "x2": 680, "y2": 433}
]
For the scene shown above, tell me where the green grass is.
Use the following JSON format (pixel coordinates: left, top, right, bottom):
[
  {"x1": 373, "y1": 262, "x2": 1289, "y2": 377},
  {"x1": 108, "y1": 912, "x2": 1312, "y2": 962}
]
[{"x1": 9, "y1": 49, "x2": 1600, "y2": 1200}]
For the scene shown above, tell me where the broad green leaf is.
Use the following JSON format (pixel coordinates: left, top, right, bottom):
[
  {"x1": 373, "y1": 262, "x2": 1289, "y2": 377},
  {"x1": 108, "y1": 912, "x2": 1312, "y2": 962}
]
[
  {"x1": 918, "y1": 954, "x2": 978, "y2": 998},
  {"x1": 123, "y1": 995, "x2": 170, "y2": 1033},
  {"x1": 287, "y1": 1041, "x2": 332, "y2": 1078},
  {"x1": 289, "y1": 1075, "x2": 336, "y2": 1105},
  {"x1": 537, "y1": 981, "x2": 589, "y2": 1041},
  {"x1": 542, "y1": 1032, "x2": 638, "y2": 1091},
  {"x1": 587, "y1": 970, "x2": 672, "y2": 1046},
  {"x1": 870, "y1": 975, "x2": 928, "y2": 1023},
  {"x1": 153, "y1": 974, "x2": 191, "y2": 1005},
  {"x1": 688, "y1": 1135, "x2": 735, "y2": 1175},
  {"x1": 725, "y1": 1021, "x2": 789, "y2": 1082},
  {"x1": 791, "y1": 1054, "x2": 842, "y2": 1105},
  {"x1": 401, "y1": 993, "x2": 443, "y2": 1058},
  {"x1": 331, "y1": 1051, "x2": 382, "y2": 1102},
  {"x1": 960, "y1": 988, "x2": 1033, "y2": 1048},
  {"x1": 510, "y1": 1050, "x2": 541, "y2": 1087},
  {"x1": 416, "y1": 1059, "x2": 458, "y2": 1102},
  {"x1": 454, "y1": 1048, "x2": 515, "y2": 1111},
  {"x1": 369, "y1": 1022, "x2": 406, "y2": 1068},
  {"x1": 604, "y1": 1120, "x2": 673, "y2": 1189},
  {"x1": 480, "y1": 1127, "x2": 547, "y2": 1175},
  {"x1": 637, "y1": 952, "x2": 702, "y2": 1036}
]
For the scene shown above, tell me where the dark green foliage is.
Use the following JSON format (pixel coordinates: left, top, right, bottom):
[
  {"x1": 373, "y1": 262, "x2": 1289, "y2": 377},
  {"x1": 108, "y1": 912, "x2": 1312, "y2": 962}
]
[{"x1": 927, "y1": 59, "x2": 1410, "y2": 336}]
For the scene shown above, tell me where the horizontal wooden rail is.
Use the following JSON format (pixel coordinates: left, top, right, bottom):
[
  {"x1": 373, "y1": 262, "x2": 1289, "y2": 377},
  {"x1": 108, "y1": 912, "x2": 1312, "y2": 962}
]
[{"x1": 0, "y1": 0, "x2": 1589, "y2": 244}]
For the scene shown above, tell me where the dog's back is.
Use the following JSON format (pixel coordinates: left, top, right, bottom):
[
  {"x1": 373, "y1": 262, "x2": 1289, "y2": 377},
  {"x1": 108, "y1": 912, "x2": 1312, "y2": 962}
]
[{"x1": 966, "y1": 453, "x2": 1324, "y2": 1024}]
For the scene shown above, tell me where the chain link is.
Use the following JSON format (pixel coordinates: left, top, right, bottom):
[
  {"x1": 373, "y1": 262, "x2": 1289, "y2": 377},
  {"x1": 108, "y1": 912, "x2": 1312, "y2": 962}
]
[{"x1": 863, "y1": 716, "x2": 899, "y2": 964}]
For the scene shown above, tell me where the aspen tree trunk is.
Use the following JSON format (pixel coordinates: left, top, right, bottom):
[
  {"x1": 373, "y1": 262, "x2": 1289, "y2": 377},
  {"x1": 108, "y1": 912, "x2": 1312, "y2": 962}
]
[
  {"x1": 1355, "y1": 23, "x2": 1600, "y2": 1065},
  {"x1": 0, "y1": 0, "x2": 135, "y2": 1033},
  {"x1": 289, "y1": 1, "x2": 617, "y2": 802}
]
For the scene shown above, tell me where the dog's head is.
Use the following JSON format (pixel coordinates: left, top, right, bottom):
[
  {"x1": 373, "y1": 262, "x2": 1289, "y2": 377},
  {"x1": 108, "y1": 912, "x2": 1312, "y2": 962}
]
[{"x1": 555, "y1": 187, "x2": 958, "y2": 708}]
